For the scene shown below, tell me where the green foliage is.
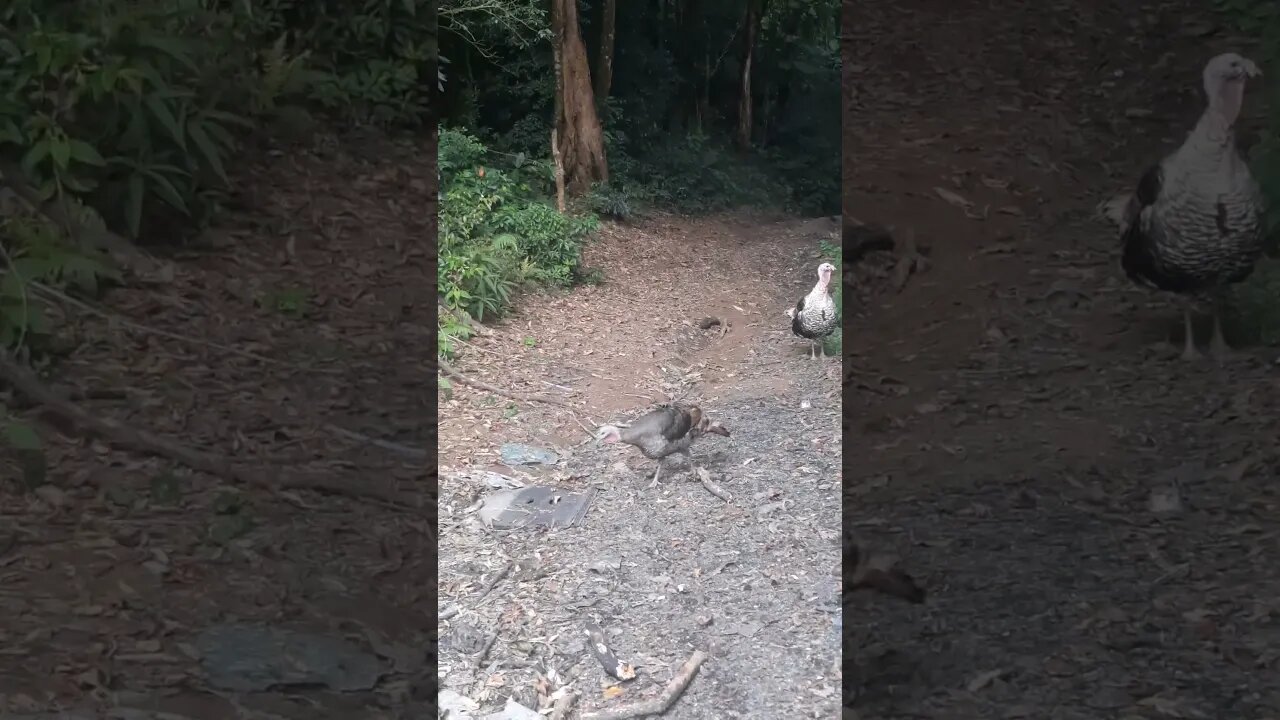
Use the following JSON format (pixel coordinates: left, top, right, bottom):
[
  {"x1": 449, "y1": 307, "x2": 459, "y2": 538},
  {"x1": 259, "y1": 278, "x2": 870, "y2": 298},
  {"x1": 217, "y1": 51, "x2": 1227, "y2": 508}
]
[
  {"x1": 439, "y1": 0, "x2": 840, "y2": 217},
  {"x1": 438, "y1": 127, "x2": 599, "y2": 357},
  {"x1": 820, "y1": 239, "x2": 842, "y2": 356},
  {"x1": 1215, "y1": 0, "x2": 1280, "y2": 340}
]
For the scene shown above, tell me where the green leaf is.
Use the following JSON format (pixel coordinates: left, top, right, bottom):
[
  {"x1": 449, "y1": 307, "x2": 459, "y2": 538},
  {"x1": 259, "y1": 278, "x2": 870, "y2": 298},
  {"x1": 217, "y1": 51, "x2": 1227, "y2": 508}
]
[
  {"x1": 67, "y1": 139, "x2": 105, "y2": 166},
  {"x1": 201, "y1": 109, "x2": 254, "y2": 130},
  {"x1": 4, "y1": 420, "x2": 42, "y2": 451},
  {"x1": 135, "y1": 34, "x2": 200, "y2": 74},
  {"x1": 145, "y1": 95, "x2": 185, "y2": 150},
  {"x1": 187, "y1": 121, "x2": 227, "y2": 184},
  {"x1": 20, "y1": 137, "x2": 51, "y2": 176},
  {"x1": 141, "y1": 167, "x2": 190, "y2": 215},
  {"x1": 0, "y1": 120, "x2": 22, "y2": 146},
  {"x1": 49, "y1": 135, "x2": 70, "y2": 173},
  {"x1": 126, "y1": 173, "x2": 145, "y2": 238}
]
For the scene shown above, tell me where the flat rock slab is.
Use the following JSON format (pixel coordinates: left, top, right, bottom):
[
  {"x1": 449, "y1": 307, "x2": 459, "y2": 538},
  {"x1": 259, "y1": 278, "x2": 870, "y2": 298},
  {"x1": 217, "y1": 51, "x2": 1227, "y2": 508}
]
[
  {"x1": 477, "y1": 486, "x2": 595, "y2": 529},
  {"x1": 195, "y1": 623, "x2": 384, "y2": 692},
  {"x1": 499, "y1": 443, "x2": 559, "y2": 466}
]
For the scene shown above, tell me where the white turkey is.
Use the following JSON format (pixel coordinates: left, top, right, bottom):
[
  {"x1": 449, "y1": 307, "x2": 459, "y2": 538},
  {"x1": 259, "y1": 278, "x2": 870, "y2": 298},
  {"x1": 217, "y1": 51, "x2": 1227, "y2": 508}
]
[
  {"x1": 596, "y1": 404, "x2": 730, "y2": 487},
  {"x1": 786, "y1": 262, "x2": 838, "y2": 358},
  {"x1": 1103, "y1": 52, "x2": 1265, "y2": 361}
]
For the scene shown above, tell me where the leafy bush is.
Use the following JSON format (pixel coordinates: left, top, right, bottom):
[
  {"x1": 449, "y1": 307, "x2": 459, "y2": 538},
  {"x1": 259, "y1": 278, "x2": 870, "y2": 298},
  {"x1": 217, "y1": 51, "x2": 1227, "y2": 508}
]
[
  {"x1": 1214, "y1": 0, "x2": 1280, "y2": 341},
  {"x1": 438, "y1": 127, "x2": 598, "y2": 356}
]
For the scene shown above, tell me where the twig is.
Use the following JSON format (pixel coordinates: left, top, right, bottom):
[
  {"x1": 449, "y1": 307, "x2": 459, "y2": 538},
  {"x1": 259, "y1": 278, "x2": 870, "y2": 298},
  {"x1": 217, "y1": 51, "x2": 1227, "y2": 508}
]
[
  {"x1": 32, "y1": 282, "x2": 340, "y2": 373},
  {"x1": 325, "y1": 424, "x2": 427, "y2": 459},
  {"x1": 694, "y1": 467, "x2": 732, "y2": 502},
  {"x1": 0, "y1": 352, "x2": 415, "y2": 508},
  {"x1": 580, "y1": 650, "x2": 709, "y2": 720},
  {"x1": 472, "y1": 561, "x2": 513, "y2": 608},
  {"x1": 439, "y1": 358, "x2": 577, "y2": 410},
  {"x1": 549, "y1": 691, "x2": 578, "y2": 720}
]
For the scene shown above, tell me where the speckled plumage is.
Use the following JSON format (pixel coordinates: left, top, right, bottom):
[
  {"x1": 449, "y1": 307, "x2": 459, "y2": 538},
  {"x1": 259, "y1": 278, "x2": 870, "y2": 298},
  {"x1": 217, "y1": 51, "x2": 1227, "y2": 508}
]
[
  {"x1": 1120, "y1": 56, "x2": 1265, "y2": 296},
  {"x1": 788, "y1": 262, "x2": 837, "y2": 358},
  {"x1": 1110, "y1": 52, "x2": 1265, "y2": 361},
  {"x1": 597, "y1": 405, "x2": 730, "y2": 486}
]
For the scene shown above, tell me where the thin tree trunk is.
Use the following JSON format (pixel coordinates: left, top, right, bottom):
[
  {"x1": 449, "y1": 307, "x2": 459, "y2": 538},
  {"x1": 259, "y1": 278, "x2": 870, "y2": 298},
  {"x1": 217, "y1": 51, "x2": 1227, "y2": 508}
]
[
  {"x1": 736, "y1": 0, "x2": 764, "y2": 150},
  {"x1": 594, "y1": 0, "x2": 617, "y2": 115},
  {"x1": 551, "y1": 0, "x2": 609, "y2": 191}
]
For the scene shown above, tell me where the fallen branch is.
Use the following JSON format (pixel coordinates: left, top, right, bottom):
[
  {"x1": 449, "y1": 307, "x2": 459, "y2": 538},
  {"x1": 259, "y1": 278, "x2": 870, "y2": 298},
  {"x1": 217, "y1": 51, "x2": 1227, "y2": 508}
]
[
  {"x1": 580, "y1": 650, "x2": 709, "y2": 720},
  {"x1": 325, "y1": 424, "x2": 427, "y2": 460},
  {"x1": 439, "y1": 358, "x2": 577, "y2": 410},
  {"x1": 694, "y1": 467, "x2": 732, "y2": 502},
  {"x1": 0, "y1": 352, "x2": 415, "y2": 508},
  {"x1": 584, "y1": 624, "x2": 636, "y2": 681}
]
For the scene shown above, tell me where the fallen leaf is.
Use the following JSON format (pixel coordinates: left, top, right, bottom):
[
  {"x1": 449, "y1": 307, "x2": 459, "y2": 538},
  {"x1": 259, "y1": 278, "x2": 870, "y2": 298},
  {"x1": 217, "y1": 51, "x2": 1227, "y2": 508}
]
[
  {"x1": 967, "y1": 668, "x2": 1004, "y2": 692},
  {"x1": 934, "y1": 187, "x2": 973, "y2": 209}
]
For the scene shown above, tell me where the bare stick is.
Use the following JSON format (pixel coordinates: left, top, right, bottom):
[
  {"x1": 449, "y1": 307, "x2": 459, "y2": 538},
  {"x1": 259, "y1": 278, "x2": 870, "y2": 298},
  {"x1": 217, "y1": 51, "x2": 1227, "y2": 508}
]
[
  {"x1": 552, "y1": 128, "x2": 567, "y2": 213},
  {"x1": 0, "y1": 352, "x2": 414, "y2": 507},
  {"x1": 439, "y1": 358, "x2": 577, "y2": 410},
  {"x1": 580, "y1": 650, "x2": 709, "y2": 720},
  {"x1": 325, "y1": 424, "x2": 427, "y2": 459},
  {"x1": 694, "y1": 467, "x2": 732, "y2": 502}
]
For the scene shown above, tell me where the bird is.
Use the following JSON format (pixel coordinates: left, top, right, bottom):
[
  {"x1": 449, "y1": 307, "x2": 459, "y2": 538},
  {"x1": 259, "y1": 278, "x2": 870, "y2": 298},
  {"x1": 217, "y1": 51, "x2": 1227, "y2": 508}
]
[
  {"x1": 846, "y1": 536, "x2": 925, "y2": 604},
  {"x1": 595, "y1": 404, "x2": 730, "y2": 487},
  {"x1": 786, "y1": 261, "x2": 838, "y2": 359},
  {"x1": 1102, "y1": 52, "x2": 1265, "y2": 362}
]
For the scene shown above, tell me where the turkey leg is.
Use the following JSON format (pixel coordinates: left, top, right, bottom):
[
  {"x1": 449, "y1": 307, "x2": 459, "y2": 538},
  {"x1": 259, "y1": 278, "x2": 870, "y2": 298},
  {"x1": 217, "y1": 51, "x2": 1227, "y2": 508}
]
[
  {"x1": 1209, "y1": 296, "x2": 1231, "y2": 363},
  {"x1": 1180, "y1": 299, "x2": 1200, "y2": 361},
  {"x1": 647, "y1": 458, "x2": 664, "y2": 488}
]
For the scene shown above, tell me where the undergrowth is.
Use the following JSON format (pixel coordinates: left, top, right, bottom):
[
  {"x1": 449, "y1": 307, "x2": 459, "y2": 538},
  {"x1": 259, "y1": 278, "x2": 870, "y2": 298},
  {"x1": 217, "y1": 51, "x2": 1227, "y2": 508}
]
[
  {"x1": 0, "y1": 0, "x2": 434, "y2": 477},
  {"x1": 437, "y1": 127, "x2": 599, "y2": 361},
  {"x1": 1215, "y1": 0, "x2": 1280, "y2": 343}
]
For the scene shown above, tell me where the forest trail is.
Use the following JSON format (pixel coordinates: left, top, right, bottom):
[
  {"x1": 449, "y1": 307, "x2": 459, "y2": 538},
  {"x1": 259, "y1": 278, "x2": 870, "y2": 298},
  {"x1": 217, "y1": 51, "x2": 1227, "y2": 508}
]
[
  {"x1": 437, "y1": 212, "x2": 843, "y2": 717},
  {"x1": 847, "y1": 1, "x2": 1280, "y2": 718},
  {"x1": 0, "y1": 134, "x2": 432, "y2": 718}
]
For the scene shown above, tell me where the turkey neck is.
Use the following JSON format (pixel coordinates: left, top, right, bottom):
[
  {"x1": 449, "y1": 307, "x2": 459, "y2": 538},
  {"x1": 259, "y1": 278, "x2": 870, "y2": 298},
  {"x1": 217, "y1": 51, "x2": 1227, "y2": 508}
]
[
  {"x1": 811, "y1": 275, "x2": 831, "y2": 296},
  {"x1": 1197, "y1": 79, "x2": 1245, "y2": 147}
]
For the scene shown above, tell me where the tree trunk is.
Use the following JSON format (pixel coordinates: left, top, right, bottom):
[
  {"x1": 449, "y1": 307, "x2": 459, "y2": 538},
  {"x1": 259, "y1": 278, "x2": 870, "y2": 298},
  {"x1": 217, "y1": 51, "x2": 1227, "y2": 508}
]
[
  {"x1": 736, "y1": 0, "x2": 764, "y2": 150},
  {"x1": 594, "y1": 0, "x2": 617, "y2": 115},
  {"x1": 551, "y1": 0, "x2": 609, "y2": 192}
]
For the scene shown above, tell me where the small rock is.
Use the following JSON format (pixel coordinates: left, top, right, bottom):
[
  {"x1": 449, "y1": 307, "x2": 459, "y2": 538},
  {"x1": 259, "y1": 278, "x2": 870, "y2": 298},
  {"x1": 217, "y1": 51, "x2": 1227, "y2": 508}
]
[{"x1": 1148, "y1": 485, "x2": 1182, "y2": 515}]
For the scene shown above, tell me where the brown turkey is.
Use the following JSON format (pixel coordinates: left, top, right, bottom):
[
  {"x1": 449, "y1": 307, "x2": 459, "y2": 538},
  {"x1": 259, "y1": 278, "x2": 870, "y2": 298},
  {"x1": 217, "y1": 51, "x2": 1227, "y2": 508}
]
[{"x1": 596, "y1": 404, "x2": 730, "y2": 487}]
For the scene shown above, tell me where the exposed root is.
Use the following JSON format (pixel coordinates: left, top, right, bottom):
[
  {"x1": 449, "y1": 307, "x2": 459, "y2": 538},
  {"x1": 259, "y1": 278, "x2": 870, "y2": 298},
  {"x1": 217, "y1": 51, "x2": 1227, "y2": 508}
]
[
  {"x1": 439, "y1": 358, "x2": 578, "y2": 410},
  {"x1": 0, "y1": 352, "x2": 417, "y2": 508}
]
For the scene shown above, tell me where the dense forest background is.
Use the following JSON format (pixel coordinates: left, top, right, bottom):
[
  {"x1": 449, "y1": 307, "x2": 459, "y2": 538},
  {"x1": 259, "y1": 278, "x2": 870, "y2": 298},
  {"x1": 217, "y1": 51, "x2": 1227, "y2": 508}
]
[{"x1": 436, "y1": 0, "x2": 841, "y2": 361}]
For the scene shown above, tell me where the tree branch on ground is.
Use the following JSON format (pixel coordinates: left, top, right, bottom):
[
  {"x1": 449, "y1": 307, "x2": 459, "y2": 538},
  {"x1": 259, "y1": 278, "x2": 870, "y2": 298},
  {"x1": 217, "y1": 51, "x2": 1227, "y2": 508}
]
[{"x1": 0, "y1": 352, "x2": 417, "y2": 508}]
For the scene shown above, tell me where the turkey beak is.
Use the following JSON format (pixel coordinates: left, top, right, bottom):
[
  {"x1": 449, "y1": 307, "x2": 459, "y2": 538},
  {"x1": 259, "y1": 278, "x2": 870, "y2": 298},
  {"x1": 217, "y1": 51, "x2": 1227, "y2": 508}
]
[{"x1": 1245, "y1": 60, "x2": 1262, "y2": 78}]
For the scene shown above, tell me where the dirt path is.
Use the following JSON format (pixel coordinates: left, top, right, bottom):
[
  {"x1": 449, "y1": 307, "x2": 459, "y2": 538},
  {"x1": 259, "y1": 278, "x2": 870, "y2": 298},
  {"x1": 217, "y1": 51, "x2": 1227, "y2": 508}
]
[
  {"x1": 0, "y1": 133, "x2": 431, "y2": 718},
  {"x1": 846, "y1": 2, "x2": 1280, "y2": 718},
  {"x1": 437, "y1": 213, "x2": 842, "y2": 717}
]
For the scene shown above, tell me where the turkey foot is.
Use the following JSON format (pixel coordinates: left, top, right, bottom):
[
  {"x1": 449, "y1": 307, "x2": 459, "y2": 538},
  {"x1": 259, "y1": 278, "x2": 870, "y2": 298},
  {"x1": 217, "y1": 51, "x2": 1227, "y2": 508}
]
[
  {"x1": 1209, "y1": 306, "x2": 1231, "y2": 364},
  {"x1": 1179, "y1": 305, "x2": 1201, "y2": 361},
  {"x1": 647, "y1": 460, "x2": 663, "y2": 488}
]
